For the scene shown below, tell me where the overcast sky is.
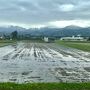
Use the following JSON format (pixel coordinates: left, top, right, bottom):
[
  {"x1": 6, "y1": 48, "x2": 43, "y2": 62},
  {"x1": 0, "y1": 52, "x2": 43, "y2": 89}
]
[{"x1": 0, "y1": 0, "x2": 90, "y2": 28}]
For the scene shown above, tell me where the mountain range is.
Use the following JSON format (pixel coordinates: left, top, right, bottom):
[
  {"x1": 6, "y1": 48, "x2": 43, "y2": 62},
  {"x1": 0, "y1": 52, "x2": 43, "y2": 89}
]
[{"x1": 0, "y1": 25, "x2": 90, "y2": 37}]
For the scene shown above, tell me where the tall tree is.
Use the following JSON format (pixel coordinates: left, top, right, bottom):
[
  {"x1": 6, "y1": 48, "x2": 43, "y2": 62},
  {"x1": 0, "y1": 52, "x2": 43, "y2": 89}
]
[{"x1": 11, "y1": 31, "x2": 18, "y2": 40}]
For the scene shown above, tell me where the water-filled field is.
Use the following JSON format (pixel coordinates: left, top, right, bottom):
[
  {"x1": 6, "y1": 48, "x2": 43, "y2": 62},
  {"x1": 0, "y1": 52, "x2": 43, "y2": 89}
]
[{"x1": 0, "y1": 41, "x2": 90, "y2": 83}]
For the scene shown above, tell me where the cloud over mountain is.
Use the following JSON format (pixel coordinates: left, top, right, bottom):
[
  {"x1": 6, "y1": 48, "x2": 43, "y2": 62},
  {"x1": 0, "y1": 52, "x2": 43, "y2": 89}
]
[{"x1": 0, "y1": 0, "x2": 90, "y2": 28}]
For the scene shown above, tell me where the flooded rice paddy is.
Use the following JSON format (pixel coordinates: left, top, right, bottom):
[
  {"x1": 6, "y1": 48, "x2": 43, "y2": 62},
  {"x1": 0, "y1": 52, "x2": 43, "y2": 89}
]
[{"x1": 0, "y1": 41, "x2": 90, "y2": 83}]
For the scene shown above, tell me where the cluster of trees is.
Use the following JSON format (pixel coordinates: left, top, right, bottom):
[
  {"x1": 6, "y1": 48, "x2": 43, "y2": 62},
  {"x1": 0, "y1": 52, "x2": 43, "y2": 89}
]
[
  {"x1": 8, "y1": 31, "x2": 43, "y2": 40},
  {"x1": 0, "y1": 31, "x2": 18, "y2": 40},
  {"x1": 11, "y1": 31, "x2": 18, "y2": 40}
]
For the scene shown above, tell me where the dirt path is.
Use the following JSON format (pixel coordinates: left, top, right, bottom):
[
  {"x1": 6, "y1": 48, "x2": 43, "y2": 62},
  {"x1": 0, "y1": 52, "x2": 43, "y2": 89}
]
[{"x1": 0, "y1": 42, "x2": 90, "y2": 83}]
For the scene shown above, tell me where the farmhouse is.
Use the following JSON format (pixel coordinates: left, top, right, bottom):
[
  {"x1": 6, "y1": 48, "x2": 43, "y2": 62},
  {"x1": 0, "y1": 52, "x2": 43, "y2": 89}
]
[
  {"x1": 44, "y1": 37, "x2": 49, "y2": 42},
  {"x1": 60, "y1": 36, "x2": 85, "y2": 41},
  {"x1": 44, "y1": 37, "x2": 55, "y2": 42}
]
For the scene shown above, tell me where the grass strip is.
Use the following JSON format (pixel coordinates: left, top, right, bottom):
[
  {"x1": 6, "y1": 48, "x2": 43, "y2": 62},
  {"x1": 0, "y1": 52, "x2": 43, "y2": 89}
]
[
  {"x1": 0, "y1": 83, "x2": 90, "y2": 90},
  {"x1": 56, "y1": 40, "x2": 90, "y2": 52}
]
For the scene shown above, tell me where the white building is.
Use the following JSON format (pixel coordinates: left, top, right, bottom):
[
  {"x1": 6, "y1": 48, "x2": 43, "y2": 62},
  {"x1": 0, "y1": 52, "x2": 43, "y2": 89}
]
[
  {"x1": 0, "y1": 36, "x2": 3, "y2": 40},
  {"x1": 44, "y1": 37, "x2": 49, "y2": 42},
  {"x1": 60, "y1": 35, "x2": 85, "y2": 41}
]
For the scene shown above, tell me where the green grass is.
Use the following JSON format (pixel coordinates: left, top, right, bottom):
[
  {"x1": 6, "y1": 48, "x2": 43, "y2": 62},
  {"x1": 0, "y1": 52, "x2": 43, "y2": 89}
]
[
  {"x1": 0, "y1": 83, "x2": 90, "y2": 90},
  {"x1": 56, "y1": 40, "x2": 90, "y2": 52},
  {"x1": 0, "y1": 40, "x2": 16, "y2": 47}
]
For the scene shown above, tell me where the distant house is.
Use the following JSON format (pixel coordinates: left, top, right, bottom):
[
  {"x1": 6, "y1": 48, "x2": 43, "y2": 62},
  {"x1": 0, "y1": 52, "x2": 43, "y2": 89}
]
[
  {"x1": 0, "y1": 36, "x2": 4, "y2": 40},
  {"x1": 44, "y1": 37, "x2": 55, "y2": 42},
  {"x1": 60, "y1": 35, "x2": 86, "y2": 41},
  {"x1": 44, "y1": 37, "x2": 49, "y2": 42}
]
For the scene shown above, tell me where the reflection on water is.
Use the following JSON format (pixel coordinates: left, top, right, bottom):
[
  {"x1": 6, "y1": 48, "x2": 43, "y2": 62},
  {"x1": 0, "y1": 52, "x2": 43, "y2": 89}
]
[{"x1": 0, "y1": 42, "x2": 90, "y2": 83}]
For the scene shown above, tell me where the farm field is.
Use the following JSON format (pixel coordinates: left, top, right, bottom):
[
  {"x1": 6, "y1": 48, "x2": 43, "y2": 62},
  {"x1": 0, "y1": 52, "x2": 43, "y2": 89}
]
[{"x1": 0, "y1": 41, "x2": 90, "y2": 83}]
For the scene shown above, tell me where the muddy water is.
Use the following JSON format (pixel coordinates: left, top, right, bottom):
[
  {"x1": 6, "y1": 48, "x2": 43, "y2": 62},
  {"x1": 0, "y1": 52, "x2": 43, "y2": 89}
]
[{"x1": 0, "y1": 42, "x2": 90, "y2": 83}]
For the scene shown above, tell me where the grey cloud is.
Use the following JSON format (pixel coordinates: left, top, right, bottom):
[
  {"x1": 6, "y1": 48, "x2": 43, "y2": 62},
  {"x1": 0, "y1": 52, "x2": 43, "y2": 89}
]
[{"x1": 0, "y1": 0, "x2": 90, "y2": 25}]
